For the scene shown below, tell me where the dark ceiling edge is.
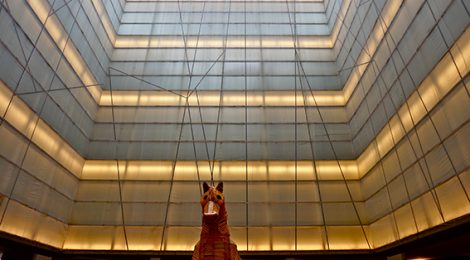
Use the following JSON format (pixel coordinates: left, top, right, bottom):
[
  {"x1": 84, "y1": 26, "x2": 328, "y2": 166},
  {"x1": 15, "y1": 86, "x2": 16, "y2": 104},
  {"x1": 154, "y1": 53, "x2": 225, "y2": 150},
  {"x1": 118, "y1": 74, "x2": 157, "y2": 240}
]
[{"x1": 1, "y1": 213, "x2": 469, "y2": 257}]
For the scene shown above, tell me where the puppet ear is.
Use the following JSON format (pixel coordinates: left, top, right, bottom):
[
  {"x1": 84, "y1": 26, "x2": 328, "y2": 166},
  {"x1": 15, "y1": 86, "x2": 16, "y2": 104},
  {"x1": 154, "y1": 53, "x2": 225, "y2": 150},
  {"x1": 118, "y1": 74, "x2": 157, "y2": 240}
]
[
  {"x1": 203, "y1": 182, "x2": 210, "y2": 193},
  {"x1": 216, "y1": 182, "x2": 223, "y2": 193}
]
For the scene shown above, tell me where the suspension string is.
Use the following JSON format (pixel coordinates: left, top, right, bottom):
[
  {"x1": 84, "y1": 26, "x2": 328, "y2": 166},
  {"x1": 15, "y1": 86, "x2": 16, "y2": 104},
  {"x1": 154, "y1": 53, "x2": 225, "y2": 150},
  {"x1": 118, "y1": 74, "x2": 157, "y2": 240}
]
[
  {"x1": 108, "y1": 66, "x2": 186, "y2": 98},
  {"x1": 288, "y1": 0, "x2": 366, "y2": 249},
  {"x1": 293, "y1": 0, "x2": 298, "y2": 250},
  {"x1": 321, "y1": 0, "x2": 384, "y2": 246},
  {"x1": 0, "y1": 0, "x2": 84, "y2": 225},
  {"x1": 16, "y1": 83, "x2": 103, "y2": 96},
  {"x1": 209, "y1": 0, "x2": 232, "y2": 186},
  {"x1": 348, "y1": 0, "x2": 417, "y2": 237},
  {"x1": 285, "y1": 0, "x2": 326, "y2": 250},
  {"x1": 424, "y1": 1, "x2": 470, "y2": 202},
  {"x1": 328, "y1": 0, "x2": 373, "y2": 74},
  {"x1": 185, "y1": 50, "x2": 227, "y2": 98},
  {"x1": 372, "y1": 0, "x2": 463, "y2": 221},
  {"x1": 188, "y1": 0, "x2": 208, "y2": 196},
  {"x1": 296, "y1": 56, "x2": 372, "y2": 249},
  {"x1": 244, "y1": 0, "x2": 249, "y2": 250},
  {"x1": 177, "y1": 0, "x2": 208, "y2": 196},
  {"x1": 160, "y1": 95, "x2": 191, "y2": 251},
  {"x1": 296, "y1": 64, "x2": 331, "y2": 250},
  {"x1": 360, "y1": 0, "x2": 434, "y2": 232},
  {"x1": 336, "y1": 0, "x2": 377, "y2": 71},
  {"x1": 343, "y1": 0, "x2": 444, "y2": 235},
  {"x1": 108, "y1": 69, "x2": 129, "y2": 250},
  {"x1": 184, "y1": 51, "x2": 228, "y2": 175},
  {"x1": 354, "y1": 0, "x2": 449, "y2": 233},
  {"x1": 46, "y1": 0, "x2": 76, "y2": 19},
  {"x1": 370, "y1": 0, "x2": 445, "y2": 222},
  {"x1": 364, "y1": 59, "x2": 417, "y2": 235},
  {"x1": 0, "y1": 0, "x2": 58, "y2": 127},
  {"x1": 159, "y1": 2, "x2": 206, "y2": 251}
]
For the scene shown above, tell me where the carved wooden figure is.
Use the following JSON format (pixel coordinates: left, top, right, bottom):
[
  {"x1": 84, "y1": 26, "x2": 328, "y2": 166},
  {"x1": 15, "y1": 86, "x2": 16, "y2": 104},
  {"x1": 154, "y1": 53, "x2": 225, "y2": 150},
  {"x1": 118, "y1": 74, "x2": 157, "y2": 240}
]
[{"x1": 193, "y1": 182, "x2": 241, "y2": 260}]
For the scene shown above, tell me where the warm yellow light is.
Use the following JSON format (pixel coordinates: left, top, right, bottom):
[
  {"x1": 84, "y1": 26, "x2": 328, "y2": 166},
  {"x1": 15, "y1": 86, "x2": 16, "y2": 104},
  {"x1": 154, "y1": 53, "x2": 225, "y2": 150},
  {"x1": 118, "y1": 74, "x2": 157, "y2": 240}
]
[
  {"x1": 388, "y1": 115, "x2": 405, "y2": 142},
  {"x1": 26, "y1": 0, "x2": 102, "y2": 102},
  {"x1": 81, "y1": 160, "x2": 123, "y2": 180},
  {"x1": 99, "y1": 90, "x2": 345, "y2": 107},
  {"x1": 0, "y1": 82, "x2": 85, "y2": 176},
  {"x1": 330, "y1": 0, "x2": 350, "y2": 44},
  {"x1": 357, "y1": 144, "x2": 380, "y2": 177},
  {"x1": 63, "y1": 226, "x2": 127, "y2": 250},
  {"x1": 163, "y1": 227, "x2": 200, "y2": 251},
  {"x1": 342, "y1": 0, "x2": 403, "y2": 101},
  {"x1": 90, "y1": 0, "x2": 116, "y2": 43},
  {"x1": 0, "y1": 81, "x2": 12, "y2": 116},
  {"x1": 115, "y1": 36, "x2": 332, "y2": 49},
  {"x1": 327, "y1": 226, "x2": 370, "y2": 250},
  {"x1": 4, "y1": 96, "x2": 38, "y2": 138},
  {"x1": 100, "y1": 91, "x2": 184, "y2": 106},
  {"x1": 375, "y1": 127, "x2": 394, "y2": 157},
  {"x1": 26, "y1": 0, "x2": 48, "y2": 24},
  {"x1": 33, "y1": 121, "x2": 84, "y2": 177},
  {"x1": 316, "y1": 160, "x2": 359, "y2": 180},
  {"x1": 450, "y1": 26, "x2": 470, "y2": 75},
  {"x1": 81, "y1": 160, "x2": 359, "y2": 181}
]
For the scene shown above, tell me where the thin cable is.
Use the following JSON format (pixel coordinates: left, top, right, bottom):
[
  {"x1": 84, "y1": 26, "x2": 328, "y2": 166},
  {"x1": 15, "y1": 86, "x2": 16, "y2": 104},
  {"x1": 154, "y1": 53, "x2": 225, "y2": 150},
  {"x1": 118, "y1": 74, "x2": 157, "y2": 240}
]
[
  {"x1": 297, "y1": 64, "x2": 331, "y2": 250},
  {"x1": 108, "y1": 66, "x2": 186, "y2": 97},
  {"x1": 370, "y1": 0, "x2": 448, "y2": 221},
  {"x1": 297, "y1": 56, "x2": 372, "y2": 249},
  {"x1": 0, "y1": 0, "x2": 57, "y2": 126},
  {"x1": 159, "y1": 94, "x2": 191, "y2": 250},
  {"x1": 284, "y1": 0, "x2": 326, "y2": 250},
  {"x1": 424, "y1": 1, "x2": 470, "y2": 202},
  {"x1": 364, "y1": 58, "x2": 416, "y2": 236},
  {"x1": 16, "y1": 83, "x2": 103, "y2": 96},
  {"x1": 336, "y1": 0, "x2": 376, "y2": 75},
  {"x1": 293, "y1": 0, "x2": 298, "y2": 250},
  {"x1": 178, "y1": 0, "x2": 208, "y2": 196},
  {"x1": 348, "y1": 0, "x2": 448, "y2": 234},
  {"x1": 338, "y1": 61, "x2": 372, "y2": 72},
  {"x1": 0, "y1": 0, "x2": 82, "y2": 226},
  {"x1": 208, "y1": 0, "x2": 232, "y2": 186},
  {"x1": 0, "y1": 0, "x2": 100, "y2": 145},
  {"x1": 361, "y1": 0, "x2": 430, "y2": 233},
  {"x1": 186, "y1": 49, "x2": 227, "y2": 98},
  {"x1": 332, "y1": 0, "x2": 375, "y2": 72},
  {"x1": 348, "y1": 0, "x2": 438, "y2": 226},
  {"x1": 158, "y1": 0, "x2": 215, "y2": 245},
  {"x1": 108, "y1": 68, "x2": 129, "y2": 250},
  {"x1": 349, "y1": 0, "x2": 417, "y2": 238},
  {"x1": 244, "y1": 0, "x2": 249, "y2": 251},
  {"x1": 47, "y1": 0, "x2": 76, "y2": 19}
]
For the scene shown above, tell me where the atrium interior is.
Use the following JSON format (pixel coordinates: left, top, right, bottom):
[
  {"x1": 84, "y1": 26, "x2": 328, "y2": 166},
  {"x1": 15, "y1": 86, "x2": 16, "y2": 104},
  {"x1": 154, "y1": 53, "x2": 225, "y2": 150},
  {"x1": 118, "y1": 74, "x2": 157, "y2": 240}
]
[{"x1": 0, "y1": 0, "x2": 469, "y2": 259}]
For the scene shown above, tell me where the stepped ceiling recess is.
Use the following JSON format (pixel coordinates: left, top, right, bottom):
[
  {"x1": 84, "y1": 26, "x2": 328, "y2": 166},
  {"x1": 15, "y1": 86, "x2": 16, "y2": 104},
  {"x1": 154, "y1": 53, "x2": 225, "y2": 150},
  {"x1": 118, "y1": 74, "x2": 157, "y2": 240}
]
[{"x1": 0, "y1": 0, "x2": 469, "y2": 254}]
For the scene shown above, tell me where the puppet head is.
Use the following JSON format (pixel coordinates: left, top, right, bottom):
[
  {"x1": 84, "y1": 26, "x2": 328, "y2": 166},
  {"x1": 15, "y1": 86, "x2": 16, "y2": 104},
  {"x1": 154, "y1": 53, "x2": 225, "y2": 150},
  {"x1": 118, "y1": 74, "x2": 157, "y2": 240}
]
[{"x1": 200, "y1": 182, "x2": 224, "y2": 222}]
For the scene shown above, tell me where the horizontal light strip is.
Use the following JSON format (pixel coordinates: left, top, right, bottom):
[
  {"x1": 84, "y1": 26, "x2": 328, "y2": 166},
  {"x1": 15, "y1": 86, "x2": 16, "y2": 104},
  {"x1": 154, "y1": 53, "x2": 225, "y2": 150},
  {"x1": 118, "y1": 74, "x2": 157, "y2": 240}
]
[
  {"x1": 26, "y1": 0, "x2": 102, "y2": 101},
  {"x1": 2, "y1": 26, "x2": 468, "y2": 177},
  {"x1": 115, "y1": 35, "x2": 333, "y2": 49},
  {"x1": 81, "y1": 160, "x2": 358, "y2": 181},
  {"x1": 0, "y1": 81, "x2": 84, "y2": 177},
  {"x1": 100, "y1": 90, "x2": 345, "y2": 106},
  {"x1": 21, "y1": 0, "x2": 359, "y2": 110},
  {"x1": 1, "y1": 28, "x2": 468, "y2": 180},
  {"x1": 358, "y1": 26, "x2": 470, "y2": 175},
  {"x1": 342, "y1": 0, "x2": 403, "y2": 101}
]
